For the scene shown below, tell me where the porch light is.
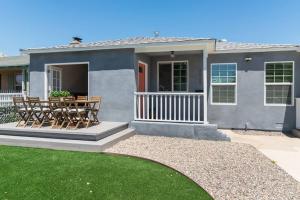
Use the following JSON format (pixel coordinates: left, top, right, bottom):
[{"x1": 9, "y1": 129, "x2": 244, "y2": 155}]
[
  {"x1": 245, "y1": 57, "x2": 252, "y2": 62},
  {"x1": 170, "y1": 51, "x2": 175, "y2": 58}
]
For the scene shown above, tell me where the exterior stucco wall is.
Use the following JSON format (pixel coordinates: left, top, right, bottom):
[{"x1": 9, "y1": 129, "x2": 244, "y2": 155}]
[
  {"x1": 29, "y1": 49, "x2": 136, "y2": 122},
  {"x1": 207, "y1": 51, "x2": 300, "y2": 131},
  {"x1": 29, "y1": 47, "x2": 300, "y2": 131}
]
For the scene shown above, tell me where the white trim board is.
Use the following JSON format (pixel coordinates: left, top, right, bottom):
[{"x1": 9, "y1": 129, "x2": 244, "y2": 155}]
[{"x1": 44, "y1": 62, "x2": 90, "y2": 99}]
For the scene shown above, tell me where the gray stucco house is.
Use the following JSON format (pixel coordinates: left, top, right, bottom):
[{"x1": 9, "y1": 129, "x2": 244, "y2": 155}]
[{"x1": 20, "y1": 37, "x2": 300, "y2": 138}]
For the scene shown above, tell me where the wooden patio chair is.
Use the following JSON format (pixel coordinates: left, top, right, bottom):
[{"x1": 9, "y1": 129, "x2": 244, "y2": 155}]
[
  {"x1": 48, "y1": 97, "x2": 64, "y2": 128},
  {"x1": 77, "y1": 96, "x2": 87, "y2": 101},
  {"x1": 13, "y1": 97, "x2": 31, "y2": 127},
  {"x1": 63, "y1": 97, "x2": 86, "y2": 129},
  {"x1": 27, "y1": 97, "x2": 51, "y2": 128},
  {"x1": 86, "y1": 96, "x2": 101, "y2": 127}
]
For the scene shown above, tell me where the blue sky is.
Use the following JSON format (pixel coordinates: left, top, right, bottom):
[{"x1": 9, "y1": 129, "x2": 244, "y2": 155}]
[{"x1": 1, "y1": 0, "x2": 300, "y2": 55}]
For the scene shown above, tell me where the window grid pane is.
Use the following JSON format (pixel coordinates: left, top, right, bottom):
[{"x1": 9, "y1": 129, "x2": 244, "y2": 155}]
[
  {"x1": 265, "y1": 62, "x2": 293, "y2": 83},
  {"x1": 212, "y1": 64, "x2": 236, "y2": 83},
  {"x1": 211, "y1": 63, "x2": 237, "y2": 104},
  {"x1": 173, "y1": 62, "x2": 187, "y2": 91},
  {"x1": 212, "y1": 85, "x2": 235, "y2": 103},
  {"x1": 266, "y1": 85, "x2": 292, "y2": 104}
]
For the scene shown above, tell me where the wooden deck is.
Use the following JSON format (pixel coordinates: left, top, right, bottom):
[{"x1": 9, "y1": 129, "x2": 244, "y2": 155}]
[{"x1": 0, "y1": 121, "x2": 128, "y2": 141}]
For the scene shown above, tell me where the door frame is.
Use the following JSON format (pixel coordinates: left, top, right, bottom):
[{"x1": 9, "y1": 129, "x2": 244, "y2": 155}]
[
  {"x1": 44, "y1": 62, "x2": 90, "y2": 99},
  {"x1": 138, "y1": 61, "x2": 148, "y2": 92}
]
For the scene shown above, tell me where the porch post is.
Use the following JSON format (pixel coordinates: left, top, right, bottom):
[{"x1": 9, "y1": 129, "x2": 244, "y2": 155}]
[{"x1": 203, "y1": 50, "x2": 208, "y2": 124}]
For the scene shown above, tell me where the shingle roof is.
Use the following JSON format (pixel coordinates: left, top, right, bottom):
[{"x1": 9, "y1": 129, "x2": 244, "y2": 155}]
[
  {"x1": 216, "y1": 41, "x2": 300, "y2": 51},
  {"x1": 21, "y1": 37, "x2": 300, "y2": 52},
  {"x1": 0, "y1": 55, "x2": 29, "y2": 67},
  {"x1": 22, "y1": 37, "x2": 213, "y2": 51}
]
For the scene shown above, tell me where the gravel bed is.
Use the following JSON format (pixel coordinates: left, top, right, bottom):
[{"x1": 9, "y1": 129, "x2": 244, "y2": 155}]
[
  {"x1": 229, "y1": 129, "x2": 286, "y2": 136},
  {"x1": 105, "y1": 135, "x2": 300, "y2": 200}
]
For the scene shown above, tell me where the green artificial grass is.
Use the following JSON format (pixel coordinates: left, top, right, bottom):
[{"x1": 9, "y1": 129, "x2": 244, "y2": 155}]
[{"x1": 0, "y1": 146, "x2": 212, "y2": 200}]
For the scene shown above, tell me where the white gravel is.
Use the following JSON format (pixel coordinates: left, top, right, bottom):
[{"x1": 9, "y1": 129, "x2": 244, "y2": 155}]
[{"x1": 105, "y1": 135, "x2": 300, "y2": 200}]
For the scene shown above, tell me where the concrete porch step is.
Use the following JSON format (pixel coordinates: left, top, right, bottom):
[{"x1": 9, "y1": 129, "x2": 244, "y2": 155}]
[
  {"x1": 131, "y1": 121, "x2": 230, "y2": 141},
  {"x1": 0, "y1": 128, "x2": 135, "y2": 152}
]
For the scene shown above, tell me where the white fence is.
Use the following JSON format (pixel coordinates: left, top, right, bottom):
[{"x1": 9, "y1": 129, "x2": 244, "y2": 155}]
[
  {"x1": 0, "y1": 91, "x2": 23, "y2": 107},
  {"x1": 134, "y1": 92, "x2": 204, "y2": 123}
]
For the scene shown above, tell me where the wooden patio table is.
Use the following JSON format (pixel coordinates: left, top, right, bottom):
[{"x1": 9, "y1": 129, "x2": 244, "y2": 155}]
[
  {"x1": 24, "y1": 100, "x2": 99, "y2": 104},
  {"x1": 24, "y1": 99, "x2": 100, "y2": 128}
]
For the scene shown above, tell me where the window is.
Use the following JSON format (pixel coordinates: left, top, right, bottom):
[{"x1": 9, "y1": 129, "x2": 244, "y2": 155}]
[
  {"x1": 158, "y1": 61, "x2": 188, "y2": 92},
  {"x1": 211, "y1": 63, "x2": 237, "y2": 104},
  {"x1": 52, "y1": 69, "x2": 61, "y2": 91},
  {"x1": 15, "y1": 73, "x2": 22, "y2": 91},
  {"x1": 265, "y1": 62, "x2": 294, "y2": 105}
]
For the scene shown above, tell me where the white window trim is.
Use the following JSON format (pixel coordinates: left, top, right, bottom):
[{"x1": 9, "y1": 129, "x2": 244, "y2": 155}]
[
  {"x1": 210, "y1": 63, "x2": 237, "y2": 105},
  {"x1": 157, "y1": 60, "x2": 189, "y2": 92},
  {"x1": 264, "y1": 61, "x2": 294, "y2": 106}
]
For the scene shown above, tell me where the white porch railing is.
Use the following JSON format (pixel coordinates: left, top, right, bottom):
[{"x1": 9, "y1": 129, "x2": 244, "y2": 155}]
[
  {"x1": 0, "y1": 91, "x2": 24, "y2": 107},
  {"x1": 134, "y1": 92, "x2": 204, "y2": 123}
]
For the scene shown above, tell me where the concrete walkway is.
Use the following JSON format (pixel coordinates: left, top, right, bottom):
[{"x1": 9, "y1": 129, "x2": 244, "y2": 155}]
[{"x1": 222, "y1": 129, "x2": 300, "y2": 182}]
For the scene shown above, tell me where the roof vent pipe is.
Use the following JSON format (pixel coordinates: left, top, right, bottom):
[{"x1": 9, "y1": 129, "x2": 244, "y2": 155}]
[
  {"x1": 154, "y1": 31, "x2": 160, "y2": 37},
  {"x1": 70, "y1": 37, "x2": 82, "y2": 45}
]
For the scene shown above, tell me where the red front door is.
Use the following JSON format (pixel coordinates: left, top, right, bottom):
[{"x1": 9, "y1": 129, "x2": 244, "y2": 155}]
[
  {"x1": 138, "y1": 63, "x2": 146, "y2": 92},
  {"x1": 138, "y1": 63, "x2": 147, "y2": 118}
]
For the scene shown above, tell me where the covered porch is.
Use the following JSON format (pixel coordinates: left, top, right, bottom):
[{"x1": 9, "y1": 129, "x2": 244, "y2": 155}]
[
  {"x1": 134, "y1": 47, "x2": 209, "y2": 124},
  {"x1": 0, "y1": 55, "x2": 29, "y2": 107}
]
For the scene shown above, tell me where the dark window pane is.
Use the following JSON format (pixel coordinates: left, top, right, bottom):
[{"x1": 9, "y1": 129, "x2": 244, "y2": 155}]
[
  {"x1": 275, "y1": 63, "x2": 283, "y2": 70},
  {"x1": 174, "y1": 70, "x2": 180, "y2": 76},
  {"x1": 266, "y1": 64, "x2": 275, "y2": 70},
  {"x1": 275, "y1": 70, "x2": 284, "y2": 75},
  {"x1": 284, "y1": 63, "x2": 293, "y2": 69},
  {"x1": 181, "y1": 70, "x2": 187, "y2": 76},
  {"x1": 266, "y1": 76, "x2": 274, "y2": 83},
  {"x1": 284, "y1": 69, "x2": 293, "y2": 75},
  {"x1": 173, "y1": 62, "x2": 188, "y2": 91},
  {"x1": 159, "y1": 63, "x2": 172, "y2": 91},
  {"x1": 266, "y1": 70, "x2": 274, "y2": 75},
  {"x1": 275, "y1": 76, "x2": 284, "y2": 82},
  {"x1": 284, "y1": 76, "x2": 293, "y2": 82}
]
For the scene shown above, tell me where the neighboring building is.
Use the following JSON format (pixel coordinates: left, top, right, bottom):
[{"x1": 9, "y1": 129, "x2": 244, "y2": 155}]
[
  {"x1": 19, "y1": 37, "x2": 300, "y2": 138},
  {"x1": 0, "y1": 55, "x2": 29, "y2": 93}
]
